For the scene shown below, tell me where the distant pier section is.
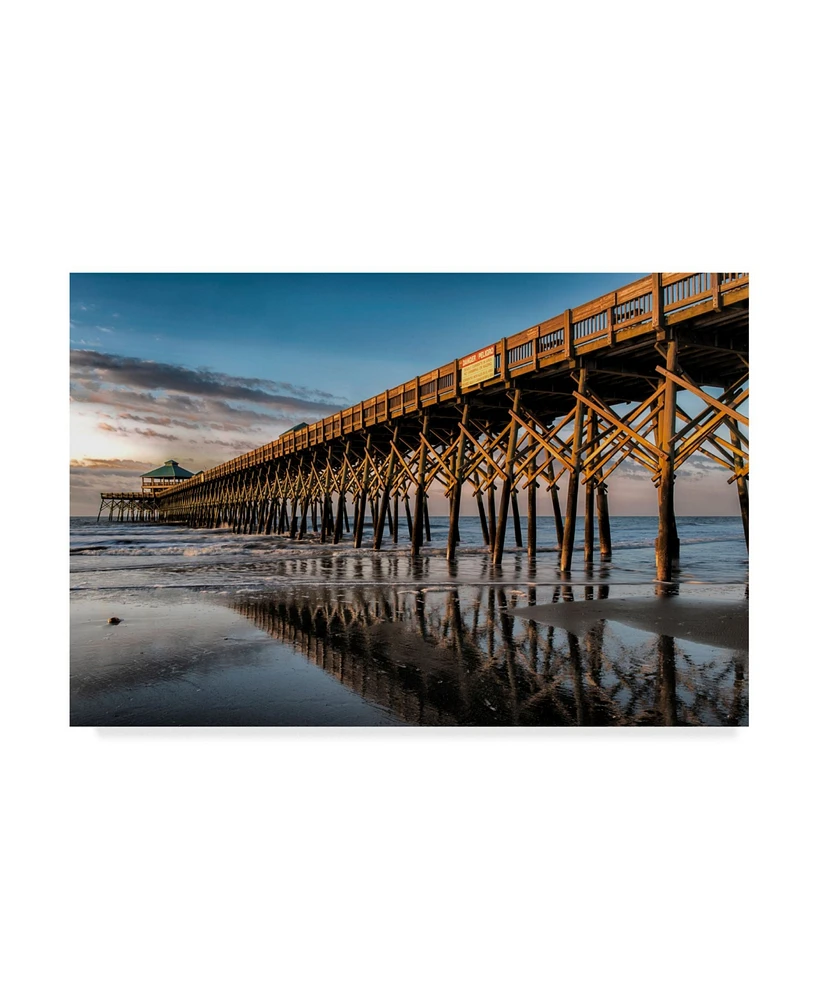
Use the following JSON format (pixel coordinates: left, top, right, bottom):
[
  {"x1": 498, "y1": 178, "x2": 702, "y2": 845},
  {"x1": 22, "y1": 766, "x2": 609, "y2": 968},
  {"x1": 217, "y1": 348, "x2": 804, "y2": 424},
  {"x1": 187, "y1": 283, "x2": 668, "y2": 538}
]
[{"x1": 97, "y1": 459, "x2": 196, "y2": 522}]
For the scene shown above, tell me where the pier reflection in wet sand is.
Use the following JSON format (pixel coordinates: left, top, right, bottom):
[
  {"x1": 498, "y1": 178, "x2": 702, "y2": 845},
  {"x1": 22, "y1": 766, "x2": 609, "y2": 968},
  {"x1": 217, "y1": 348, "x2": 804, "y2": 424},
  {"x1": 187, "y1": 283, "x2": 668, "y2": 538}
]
[{"x1": 232, "y1": 569, "x2": 748, "y2": 727}]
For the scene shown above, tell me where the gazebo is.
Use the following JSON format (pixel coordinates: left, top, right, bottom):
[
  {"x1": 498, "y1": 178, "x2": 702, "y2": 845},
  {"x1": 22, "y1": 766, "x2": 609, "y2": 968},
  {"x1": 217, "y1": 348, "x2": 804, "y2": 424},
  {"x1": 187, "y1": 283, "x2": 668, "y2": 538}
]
[{"x1": 141, "y1": 459, "x2": 195, "y2": 495}]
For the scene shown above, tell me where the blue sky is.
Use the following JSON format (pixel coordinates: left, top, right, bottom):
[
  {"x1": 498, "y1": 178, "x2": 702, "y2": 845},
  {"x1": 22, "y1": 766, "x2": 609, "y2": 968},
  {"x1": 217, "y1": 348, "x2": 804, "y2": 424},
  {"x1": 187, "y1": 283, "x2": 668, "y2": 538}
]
[
  {"x1": 70, "y1": 273, "x2": 642, "y2": 402},
  {"x1": 69, "y1": 272, "x2": 742, "y2": 516}
]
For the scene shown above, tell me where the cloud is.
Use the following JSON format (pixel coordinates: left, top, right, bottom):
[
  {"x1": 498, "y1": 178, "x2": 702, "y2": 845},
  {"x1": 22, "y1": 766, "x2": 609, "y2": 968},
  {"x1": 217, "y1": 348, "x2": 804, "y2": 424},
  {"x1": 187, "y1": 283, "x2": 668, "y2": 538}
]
[
  {"x1": 116, "y1": 412, "x2": 204, "y2": 430},
  {"x1": 97, "y1": 421, "x2": 179, "y2": 442},
  {"x1": 70, "y1": 350, "x2": 347, "y2": 412},
  {"x1": 71, "y1": 458, "x2": 150, "y2": 471}
]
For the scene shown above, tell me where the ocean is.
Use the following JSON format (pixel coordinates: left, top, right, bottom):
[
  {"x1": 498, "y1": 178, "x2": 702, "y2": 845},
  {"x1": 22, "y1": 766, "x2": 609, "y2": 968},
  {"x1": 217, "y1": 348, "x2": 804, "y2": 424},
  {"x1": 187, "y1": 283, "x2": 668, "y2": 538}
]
[{"x1": 70, "y1": 515, "x2": 748, "y2": 726}]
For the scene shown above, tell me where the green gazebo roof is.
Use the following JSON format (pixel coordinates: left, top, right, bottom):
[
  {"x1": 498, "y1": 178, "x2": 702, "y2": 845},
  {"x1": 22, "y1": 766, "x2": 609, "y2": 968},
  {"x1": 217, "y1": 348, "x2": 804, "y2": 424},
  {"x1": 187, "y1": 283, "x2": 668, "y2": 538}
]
[{"x1": 142, "y1": 459, "x2": 194, "y2": 479}]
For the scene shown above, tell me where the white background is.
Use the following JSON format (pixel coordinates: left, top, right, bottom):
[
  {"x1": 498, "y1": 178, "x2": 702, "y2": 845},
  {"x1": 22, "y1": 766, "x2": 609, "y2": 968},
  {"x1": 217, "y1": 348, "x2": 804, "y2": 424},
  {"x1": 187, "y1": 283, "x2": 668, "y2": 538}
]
[{"x1": 2, "y1": 2, "x2": 815, "y2": 998}]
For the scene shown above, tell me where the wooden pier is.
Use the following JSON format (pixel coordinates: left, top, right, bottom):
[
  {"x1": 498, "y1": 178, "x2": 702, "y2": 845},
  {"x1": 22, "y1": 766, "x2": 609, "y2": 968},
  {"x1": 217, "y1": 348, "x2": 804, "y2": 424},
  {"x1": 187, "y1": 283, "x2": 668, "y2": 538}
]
[
  {"x1": 97, "y1": 492, "x2": 159, "y2": 523},
  {"x1": 105, "y1": 273, "x2": 749, "y2": 579}
]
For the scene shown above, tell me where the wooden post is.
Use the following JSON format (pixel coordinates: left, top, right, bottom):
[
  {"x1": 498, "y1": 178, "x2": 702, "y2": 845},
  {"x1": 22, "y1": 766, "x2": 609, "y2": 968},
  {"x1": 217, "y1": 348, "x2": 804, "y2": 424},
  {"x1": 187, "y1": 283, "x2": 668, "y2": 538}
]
[
  {"x1": 354, "y1": 434, "x2": 372, "y2": 549},
  {"x1": 487, "y1": 484, "x2": 497, "y2": 551},
  {"x1": 298, "y1": 496, "x2": 309, "y2": 539},
  {"x1": 656, "y1": 340, "x2": 678, "y2": 581},
  {"x1": 729, "y1": 419, "x2": 749, "y2": 551},
  {"x1": 404, "y1": 495, "x2": 413, "y2": 539},
  {"x1": 447, "y1": 404, "x2": 470, "y2": 560},
  {"x1": 527, "y1": 480, "x2": 537, "y2": 560},
  {"x1": 584, "y1": 412, "x2": 596, "y2": 564},
  {"x1": 511, "y1": 490, "x2": 523, "y2": 549},
  {"x1": 374, "y1": 427, "x2": 399, "y2": 550},
  {"x1": 423, "y1": 498, "x2": 431, "y2": 542},
  {"x1": 597, "y1": 482, "x2": 612, "y2": 560},
  {"x1": 547, "y1": 457, "x2": 563, "y2": 549},
  {"x1": 584, "y1": 477, "x2": 594, "y2": 564},
  {"x1": 352, "y1": 494, "x2": 361, "y2": 542},
  {"x1": 411, "y1": 417, "x2": 430, "y2": 556},
  {"x1": 288, "y1": 497, "x2": 298, "y2": 539},
  {"x1": 560, "y1": 368, "x2": 587, "y2": 573},
  {"x1": 333, "y1": 442, "x2": 350, "y2": 544},
  {"x1": 493, "y1": 390, "x2": 522, "y2": 565},
  {"x1": 475, "y1": 491, "x2": 490, "y2": 545},
  {"x1": 320, "y1": 494, "x2": 329, "y2": 542},
  {"x1": 392, "y1": 493, "x2": 399, "y2": 543}
]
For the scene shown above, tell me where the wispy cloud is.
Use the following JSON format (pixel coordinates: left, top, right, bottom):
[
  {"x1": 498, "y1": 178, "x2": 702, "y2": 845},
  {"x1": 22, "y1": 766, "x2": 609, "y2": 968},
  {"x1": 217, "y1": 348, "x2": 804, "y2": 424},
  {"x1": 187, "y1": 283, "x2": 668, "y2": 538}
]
[
  {"x1": 97, "y1": 421, "x2": 179, "y2": 442},
  {"x1": 71, "y1": 458, "x2": 151, "y2": 471},
  {"x1": 70, "y1": 350, "x2": 347, "y2": 411}
]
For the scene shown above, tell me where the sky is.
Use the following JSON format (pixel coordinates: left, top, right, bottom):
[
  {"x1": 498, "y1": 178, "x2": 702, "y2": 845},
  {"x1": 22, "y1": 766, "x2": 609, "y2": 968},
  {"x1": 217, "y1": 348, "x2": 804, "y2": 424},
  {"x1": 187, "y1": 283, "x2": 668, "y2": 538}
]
[{"x1": 69, "y1": 273, "x2": 744, "y2": 517}]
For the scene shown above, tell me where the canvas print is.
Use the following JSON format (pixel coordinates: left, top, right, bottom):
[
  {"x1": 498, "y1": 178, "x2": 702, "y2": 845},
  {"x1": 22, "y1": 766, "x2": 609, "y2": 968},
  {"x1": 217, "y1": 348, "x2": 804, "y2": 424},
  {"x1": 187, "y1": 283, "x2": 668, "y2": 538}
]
[{"x1": 70, "y1": 273, "x2": 749, "y2": 726}]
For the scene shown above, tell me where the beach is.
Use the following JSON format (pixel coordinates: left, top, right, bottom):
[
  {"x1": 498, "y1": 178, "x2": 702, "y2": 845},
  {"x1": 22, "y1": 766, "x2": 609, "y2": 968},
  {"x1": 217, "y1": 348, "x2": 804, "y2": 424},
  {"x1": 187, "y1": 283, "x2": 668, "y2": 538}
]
[{"x1": 70, "y1": 515, "x2": 749, "y2": 726}]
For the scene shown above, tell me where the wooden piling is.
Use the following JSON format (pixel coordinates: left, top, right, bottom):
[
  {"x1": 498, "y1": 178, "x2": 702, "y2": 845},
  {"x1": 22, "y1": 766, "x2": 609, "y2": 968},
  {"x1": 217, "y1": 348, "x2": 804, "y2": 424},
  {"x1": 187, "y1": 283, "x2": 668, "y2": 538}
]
[
  {"x1": 559, "y1": 368, "x2": 587, "y2": 573},
  {"x1": 512, "y1": 491, "x2": 523, "y2": 549},
  {"x1": 584, "y1": 413, "x2": 596, "y2": 564},
  {"x1": 729, "y1": 419, "x2": 749, "y2": 550},
  {"x1": 289, "y1": 497, "x2": 298, "y2": 539},
  {"x1": 447, "y1": 405, "x2": 470, "y2": 560},
  {"x1": 298, "y1": 496, "x2": 309, "y2": 539},
  {"x1": 374, "y1": 427, "x2": 399, "y2": 550},
  {"x1": 411, "y1": 416, "x2": 430, "y2": 556},
  {"x1": 487, "y1": 484, "x2": 497, "y2": 551},
  {"x1": 527, "y1": 480, "x2": 537, "y2": 559},
  {"x1": 354, "y1": 435, "x2": 372, "y2": 549},
  {"x1": 656, "y1": 340, "x2": 678, "y2": 582},
  {"x1": 493, "y1": 390, "x2": 522, "y2": 565},
  {"x1": 352, "y1": 495, "x2": 361, "y2": 542},
  {"x1": 597, "y1": 482, "x2": 612, "y2": 560},
  {"x1": 320, "y1": 495, "x2": 329, "y2": 542},
  {"x1": 333, "y1": 442, "x2": 350, "y2": 544},
  {"x1": 547, "y1": 458, "x2": 563, "y2": 549},
  {"x1": 352, "y1": 434, "x2": 372, "y2": 549},
  {"x1": 476, "y1": 491, "x2": 490, "y2": 546}
]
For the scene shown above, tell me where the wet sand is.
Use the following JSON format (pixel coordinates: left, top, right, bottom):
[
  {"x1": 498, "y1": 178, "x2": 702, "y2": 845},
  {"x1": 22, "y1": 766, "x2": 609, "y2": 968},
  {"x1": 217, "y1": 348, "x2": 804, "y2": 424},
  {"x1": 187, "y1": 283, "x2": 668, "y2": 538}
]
[
  {"x1": 70, "y1": 594, "x2": 404, "y2": 726},
  {"x1": 510, "y1": 596, "x2": 748, "y2": 651},
  {"x1": 71, "y1": 560, "x2": 749, "y2": 726}
]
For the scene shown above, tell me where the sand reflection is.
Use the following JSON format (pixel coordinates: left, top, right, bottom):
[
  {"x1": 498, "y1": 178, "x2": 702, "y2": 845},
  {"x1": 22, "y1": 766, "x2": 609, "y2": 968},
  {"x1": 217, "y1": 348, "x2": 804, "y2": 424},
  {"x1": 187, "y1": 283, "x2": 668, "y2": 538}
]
[{"x1": 232, "y1": 578, "x2": 748, "y2": 727}]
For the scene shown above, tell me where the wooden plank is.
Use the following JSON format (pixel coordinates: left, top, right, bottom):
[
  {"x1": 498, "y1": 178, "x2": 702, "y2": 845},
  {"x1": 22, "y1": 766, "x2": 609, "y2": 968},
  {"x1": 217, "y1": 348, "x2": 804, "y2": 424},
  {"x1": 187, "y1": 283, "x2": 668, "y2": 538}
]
[
  {"x1": 655, "y1": 367, "x2": 749, "y2": 426},
  {"x1": 574, "y1": 391, "x2": 665, "y2": 460}
]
